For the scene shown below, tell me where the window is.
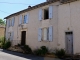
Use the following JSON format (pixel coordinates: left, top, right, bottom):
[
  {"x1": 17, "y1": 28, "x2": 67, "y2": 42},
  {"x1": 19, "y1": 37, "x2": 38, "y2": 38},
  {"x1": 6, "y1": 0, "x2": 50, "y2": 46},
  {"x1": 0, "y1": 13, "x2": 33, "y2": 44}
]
[
  {"x1": 39, "y1": 6, "x2": 53, "y2": 21},
  {"x1": 44, "y1": 8, "x2": 49, "y2": 20},
  {"x1": 42, "y1": 28, "x2": 49, "y2": 40},
  {"x1": 38, "y1": 26, "x2": 53, "y2": 42},
  {"x1": 24, "y1": 14, "x2": 28, "y2": 24}
]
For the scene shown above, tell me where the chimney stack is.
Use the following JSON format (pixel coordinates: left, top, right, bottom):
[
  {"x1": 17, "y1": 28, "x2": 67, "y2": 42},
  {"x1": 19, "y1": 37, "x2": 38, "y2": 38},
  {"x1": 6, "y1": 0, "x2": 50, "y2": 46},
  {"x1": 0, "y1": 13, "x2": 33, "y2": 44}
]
[
  {"x1": 46, "y1": 0, "x2": 53, "y2": 2},
  {"x1": 28, "y1": 5, "x2": 31, "y2": 8}
]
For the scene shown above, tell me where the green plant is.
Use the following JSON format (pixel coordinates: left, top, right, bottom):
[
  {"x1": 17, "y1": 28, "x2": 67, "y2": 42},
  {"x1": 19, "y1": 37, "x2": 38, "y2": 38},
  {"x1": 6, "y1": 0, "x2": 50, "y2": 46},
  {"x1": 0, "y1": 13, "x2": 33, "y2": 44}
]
[
  {"x1": 54, "y1": 48, "x2": 66, "y2": 58},
  {"x1": 40, "y1": 46, "x2": 48, "y2": 55},
  {"x1": 33, "y1": 46, "x2": 48, "y2": 56},
  {"x1": 33, "y1": 49, "x2": 42, "y2": 56},
  {"x1": 0, "y1": 37, "x2": 5, "y2": 48},
  {"x1": 3, "y1": 40, "x2": 11, "y2": 49}
]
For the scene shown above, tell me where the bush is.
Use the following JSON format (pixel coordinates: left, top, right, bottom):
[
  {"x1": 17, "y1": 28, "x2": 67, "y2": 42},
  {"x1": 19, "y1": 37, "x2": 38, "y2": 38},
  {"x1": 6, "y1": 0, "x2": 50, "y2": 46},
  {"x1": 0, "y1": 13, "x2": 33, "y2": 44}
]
[
  {"x1": 54, "y1": 49, "x2": 66, "y2": 58},
  {"x1": 33, "y1": 49, "x2": 42, "y2": 56},
  {"x1": 0, "y1": 37, "x2": 5, "y2": 48},
  {"x1": 24, "y1": 45, "x2": 32, "y2": 53},
  {"x1": 3, "y1": 40, "x2": 11, "y2": 49},
  {"x1": 33, "y1": 46, "x2": 48, "y2": 56},
  {"x1": 40, "y1": 46, "x2": 48, "y2": 55}
]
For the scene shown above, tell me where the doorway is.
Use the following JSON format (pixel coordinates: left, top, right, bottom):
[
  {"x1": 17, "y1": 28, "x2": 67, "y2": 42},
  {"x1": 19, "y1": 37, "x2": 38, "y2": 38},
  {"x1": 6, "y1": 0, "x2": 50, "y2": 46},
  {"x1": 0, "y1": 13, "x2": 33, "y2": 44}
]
[
  {"x1": 65, "y1": 32, "x2": 73, "y2": 54},
  {"x1": 21, "y1": 31, "x2": 26, "y2": 45}
]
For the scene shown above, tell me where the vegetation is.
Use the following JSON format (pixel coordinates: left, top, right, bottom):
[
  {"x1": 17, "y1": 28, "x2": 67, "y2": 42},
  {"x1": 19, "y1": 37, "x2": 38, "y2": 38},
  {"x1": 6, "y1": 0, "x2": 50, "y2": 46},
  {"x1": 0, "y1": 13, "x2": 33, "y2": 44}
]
[
  {"x1": 0, "y1": 19, "x2": 6, "y2": 25},
  {"x1": 33, "y1": 46, "x2": 48, "y2": 56},
  {"x1": 3, "y1": 40, "x2": 11, "y2": 49},
  {"x1": 0, "y1": 37, "x2": 5, "y2": 48},
  {"x1": 23, "y1": 45, "x2": 32, "y2": 54},
  {"x1": 54, "y1": 48, "x2": 66, "y2": 58}
]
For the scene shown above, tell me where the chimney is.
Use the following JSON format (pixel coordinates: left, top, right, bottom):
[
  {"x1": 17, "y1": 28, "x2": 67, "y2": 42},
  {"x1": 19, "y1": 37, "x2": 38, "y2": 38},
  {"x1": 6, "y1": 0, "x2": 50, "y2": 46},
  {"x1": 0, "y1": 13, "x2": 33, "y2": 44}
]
[
  {"x1": 28, "y1": 5, "x2": 31, "y2": 8},
  {"x1": 46, "y1": 0, "x2": 53, "y2": 2}
]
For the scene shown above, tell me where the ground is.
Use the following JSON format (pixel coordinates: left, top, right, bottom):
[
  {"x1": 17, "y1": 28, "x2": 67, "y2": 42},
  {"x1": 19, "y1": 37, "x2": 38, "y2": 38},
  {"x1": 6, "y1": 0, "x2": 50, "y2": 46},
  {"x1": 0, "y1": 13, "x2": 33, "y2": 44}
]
[{"x1": 0, "y1": 49, "x2": 61, "y2": 60}]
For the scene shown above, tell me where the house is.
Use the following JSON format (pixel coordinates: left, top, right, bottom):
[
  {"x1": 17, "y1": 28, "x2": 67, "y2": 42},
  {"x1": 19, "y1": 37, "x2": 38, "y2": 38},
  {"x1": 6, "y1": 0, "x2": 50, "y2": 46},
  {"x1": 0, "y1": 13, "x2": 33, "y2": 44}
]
[
  {"x1": 0, "y1": 25, "x2": 5, "y2": 37},
  {"x1": 4, "y1": 0, "x2": 80, "y2": 54}
]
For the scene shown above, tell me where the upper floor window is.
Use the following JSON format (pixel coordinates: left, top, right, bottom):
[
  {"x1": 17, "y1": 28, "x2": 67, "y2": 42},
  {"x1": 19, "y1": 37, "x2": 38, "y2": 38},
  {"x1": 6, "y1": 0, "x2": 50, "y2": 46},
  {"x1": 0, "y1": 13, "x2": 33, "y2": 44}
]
[
  {"x1": 7, "y1": 17, "x2": 15, "y2": 27},
  {"x1": 39, "y1": 5, "x2": 53, "y2": 21},
  {"x1": 44, "y1": 8, "x2": 49, "y2": 20},
  {"x1": 19, "y1": 14, "x2": 29, "y2": 25},
  {"x1": 24, "y1": 14, "x2": 29, "y2": 24},
  {"x1": 24, "y1": 15, "x2": 27, "y2": 24}
]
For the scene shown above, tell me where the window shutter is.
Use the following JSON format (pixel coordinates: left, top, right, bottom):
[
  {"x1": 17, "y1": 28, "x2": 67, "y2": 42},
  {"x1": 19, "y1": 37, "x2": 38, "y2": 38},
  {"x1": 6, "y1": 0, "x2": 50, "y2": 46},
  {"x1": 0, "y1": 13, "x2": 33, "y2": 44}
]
[
  {"x1": 12, "y1": 17, "x2": 15, "y2": 26},
  {"x1": 39, "y1": 9, "x2": 42, "y2": 21},
  {"x1": 49, "y1": 26, "x2": 53, "y2": 41},
  {"x1": 7, "y1": 20, "x2": 9, "y2": 27},
  {"x1": 38, "y1": 28, "x2": 42, "y2": 41},
  {"x1": 19, "y1": 15, "x2": 22, "y2": 24},
  {"x1": 49, "y1": 5, "x2": 53, "y2": 19}
]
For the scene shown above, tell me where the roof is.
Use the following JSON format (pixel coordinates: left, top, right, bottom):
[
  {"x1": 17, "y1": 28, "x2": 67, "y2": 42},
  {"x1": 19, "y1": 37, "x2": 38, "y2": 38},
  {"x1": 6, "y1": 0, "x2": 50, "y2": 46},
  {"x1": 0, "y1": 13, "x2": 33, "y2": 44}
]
[{"x1": 4, "y1": 0, "x2": 78, "y2": 19}]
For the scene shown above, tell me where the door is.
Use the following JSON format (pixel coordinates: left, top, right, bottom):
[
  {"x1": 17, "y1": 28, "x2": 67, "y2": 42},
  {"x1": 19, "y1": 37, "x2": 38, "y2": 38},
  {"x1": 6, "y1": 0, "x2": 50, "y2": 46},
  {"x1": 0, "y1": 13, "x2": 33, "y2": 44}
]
[
  {"x1": 65, "y1": 32, "x2": 73, "y2": 54},
  {"x1": 21, "y1": 31, "x2": 26, "y2": 45}
]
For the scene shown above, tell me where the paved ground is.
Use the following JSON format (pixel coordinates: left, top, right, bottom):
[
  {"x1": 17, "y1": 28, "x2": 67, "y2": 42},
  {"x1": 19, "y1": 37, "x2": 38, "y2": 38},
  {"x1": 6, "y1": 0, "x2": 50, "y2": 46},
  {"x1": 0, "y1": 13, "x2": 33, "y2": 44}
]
[{"x1": 0, "y1": 49, "x2": 61, "y2": 60}]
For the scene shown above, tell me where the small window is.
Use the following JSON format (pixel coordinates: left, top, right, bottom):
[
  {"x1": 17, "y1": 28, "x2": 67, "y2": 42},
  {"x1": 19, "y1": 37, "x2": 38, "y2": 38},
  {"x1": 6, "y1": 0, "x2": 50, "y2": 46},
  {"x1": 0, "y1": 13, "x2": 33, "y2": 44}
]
[{"x1": 44, "y1": 8, "x2": 49, "y2": 20}]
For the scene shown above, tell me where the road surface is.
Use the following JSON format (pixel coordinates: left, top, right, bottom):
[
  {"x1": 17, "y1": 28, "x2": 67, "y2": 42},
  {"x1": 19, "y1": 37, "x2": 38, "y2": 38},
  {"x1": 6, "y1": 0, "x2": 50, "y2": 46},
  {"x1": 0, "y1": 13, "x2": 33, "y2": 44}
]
[{"x1": 0, "y1": 49, "x2": 61, "y2": 60}]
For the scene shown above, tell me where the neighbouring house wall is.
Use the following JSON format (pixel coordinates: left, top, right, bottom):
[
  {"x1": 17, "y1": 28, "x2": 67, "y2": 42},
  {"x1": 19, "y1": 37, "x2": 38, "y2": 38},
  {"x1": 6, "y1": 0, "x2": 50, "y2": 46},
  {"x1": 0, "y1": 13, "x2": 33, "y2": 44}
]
[
  {"x1": 0, "y1": 27, "x2": 5, "y2": 37},
  {"x1": 58, "y1": 0, "x2": 80, "y2": 54}
]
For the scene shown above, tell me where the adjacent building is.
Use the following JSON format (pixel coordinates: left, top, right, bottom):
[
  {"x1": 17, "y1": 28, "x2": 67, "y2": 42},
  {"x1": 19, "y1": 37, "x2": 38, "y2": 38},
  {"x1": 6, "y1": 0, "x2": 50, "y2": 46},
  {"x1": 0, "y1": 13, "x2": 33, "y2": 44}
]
[
  {"x1": 4, "y1": 0, "x2": 80, "y2": 54},
  {"x1": 0, "y1": 25, "x2": 5, "y2": 37}
]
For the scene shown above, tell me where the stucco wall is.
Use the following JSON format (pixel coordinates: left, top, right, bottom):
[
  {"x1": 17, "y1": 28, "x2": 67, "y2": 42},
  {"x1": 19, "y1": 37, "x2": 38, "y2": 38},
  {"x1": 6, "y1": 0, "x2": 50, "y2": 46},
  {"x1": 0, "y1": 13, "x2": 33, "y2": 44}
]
[
  {"x1": 58, "y1": 0, "x2": 80, "y2": 54},
  {"x1": 6, "y1": 0, "x2": 80, "y2": 54},
  {"x1": 6, "y1": 2, "x2": 60, "y2": 51}
]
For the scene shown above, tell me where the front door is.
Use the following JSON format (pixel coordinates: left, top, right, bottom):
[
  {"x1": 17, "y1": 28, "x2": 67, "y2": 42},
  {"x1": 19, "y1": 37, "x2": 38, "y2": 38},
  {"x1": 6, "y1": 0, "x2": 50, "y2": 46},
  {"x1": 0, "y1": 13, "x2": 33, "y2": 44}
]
[
  {"x1": 21, "y1": 31, "x2": 26, "y2": 45},
  {"x1": 65, "y1": 32, "x2": 73, "y2": 54}
]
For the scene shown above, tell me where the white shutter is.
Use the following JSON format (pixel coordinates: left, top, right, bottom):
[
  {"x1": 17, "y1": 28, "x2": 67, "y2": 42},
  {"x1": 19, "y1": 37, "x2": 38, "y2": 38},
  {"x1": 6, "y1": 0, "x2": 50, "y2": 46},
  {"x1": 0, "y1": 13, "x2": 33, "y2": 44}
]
[
  {"x1": 26, "y1": 14, "x2": 29, "y2": 23},
  {"x1": 38, "y1": 28, "x2": 42, "y2": 41},
  {"x1": 49, "y1": 5, "x2": 53, "y2": 19},
  {"x1": 7, "y1": 20, "x2": 9, "y2": 27},
  {"x1": 49, "y1": 26, "x2": 53, "y2": 41},
  {"x1": 12, "y1": 17, "x2": 15, "y2": 26},
  {"x1": 19, "y1": 15, "x2": 22, "y2": 24},
  {"x1": 39, "y1": 9, "x2": 42, "y2": 21}
]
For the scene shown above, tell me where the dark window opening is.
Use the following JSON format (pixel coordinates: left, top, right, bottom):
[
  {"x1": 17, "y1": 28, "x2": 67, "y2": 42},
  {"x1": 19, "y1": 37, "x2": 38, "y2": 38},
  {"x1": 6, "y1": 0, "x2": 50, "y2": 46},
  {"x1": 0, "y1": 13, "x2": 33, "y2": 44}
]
[
  {"x1": 44, "y1": 8, "x2": 49, "y2": 20},
  {"x1": 66, "y1": 32, "x2": 73, "y2": 35}
]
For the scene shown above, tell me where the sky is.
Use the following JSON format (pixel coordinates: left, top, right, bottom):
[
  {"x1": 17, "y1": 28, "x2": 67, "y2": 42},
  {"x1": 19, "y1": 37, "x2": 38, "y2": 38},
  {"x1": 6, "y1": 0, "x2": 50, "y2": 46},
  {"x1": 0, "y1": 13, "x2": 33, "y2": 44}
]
[{"x1": 0, "y1": 0, "x2": 46, "y2": 19}]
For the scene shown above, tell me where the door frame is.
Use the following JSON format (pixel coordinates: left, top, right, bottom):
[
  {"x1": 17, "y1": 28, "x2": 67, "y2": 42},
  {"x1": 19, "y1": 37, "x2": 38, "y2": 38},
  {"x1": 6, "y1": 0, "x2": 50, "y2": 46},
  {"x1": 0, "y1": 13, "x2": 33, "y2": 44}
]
[
  {"x1": 65, "y1": 31, "x2": 74, "y2": 54},
  {"x1": 20, "y1": 29, "x2": 27, "y2": 45}
]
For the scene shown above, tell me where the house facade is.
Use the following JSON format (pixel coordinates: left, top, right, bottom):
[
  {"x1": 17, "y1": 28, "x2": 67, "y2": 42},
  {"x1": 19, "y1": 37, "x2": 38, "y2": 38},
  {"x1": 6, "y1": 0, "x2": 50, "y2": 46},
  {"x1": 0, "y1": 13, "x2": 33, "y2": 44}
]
[{"x1": 5, "y1": 0, "x2": 80, "y2": 54}]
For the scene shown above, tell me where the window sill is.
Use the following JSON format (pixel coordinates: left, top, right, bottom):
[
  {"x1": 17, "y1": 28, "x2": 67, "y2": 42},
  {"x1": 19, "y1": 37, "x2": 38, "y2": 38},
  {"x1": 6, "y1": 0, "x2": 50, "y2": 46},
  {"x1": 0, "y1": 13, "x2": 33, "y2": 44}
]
[{"x1": 41, "y1": 40, "x2": 50, "y2": 42}]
